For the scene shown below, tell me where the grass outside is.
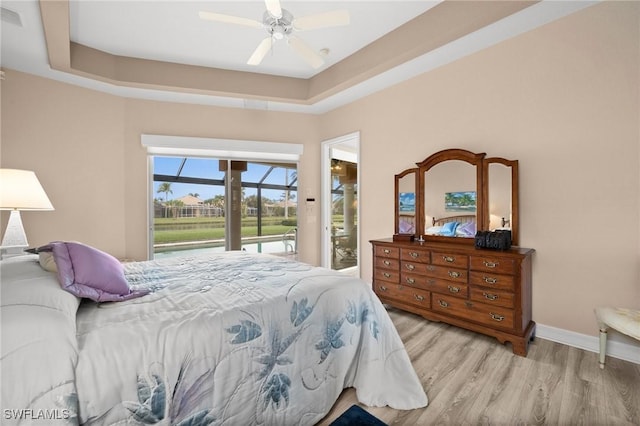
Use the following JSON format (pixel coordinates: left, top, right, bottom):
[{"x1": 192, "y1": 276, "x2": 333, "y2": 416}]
[
  {"x1": 153, "y1": 215, "x2": 353, "y2": 245},
  {"x1": 153, "y1": 215, "x2": 299, "y2": 244}
]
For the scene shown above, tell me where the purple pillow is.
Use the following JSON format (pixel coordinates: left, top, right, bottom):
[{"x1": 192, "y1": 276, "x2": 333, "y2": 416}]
[
  {"x1": 41, "y1": 242, "x2": 148, "y2": 302},
  {"x1": 457, "y1": 221, "x2": 476, "y2": 237}
]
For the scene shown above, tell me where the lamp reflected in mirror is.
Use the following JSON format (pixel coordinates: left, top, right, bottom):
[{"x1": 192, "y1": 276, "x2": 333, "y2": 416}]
[
  {"x1": 489, "y1": 214, "x2": 502, "y2": 230},
  {"x1": 490, "y1": 213, "x2": 511, "y2": 230}
]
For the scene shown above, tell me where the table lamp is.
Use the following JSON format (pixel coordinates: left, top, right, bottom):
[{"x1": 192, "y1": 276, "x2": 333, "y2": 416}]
[{"x1": 0, "y1": 169, "x2": 54, "y2": 258}]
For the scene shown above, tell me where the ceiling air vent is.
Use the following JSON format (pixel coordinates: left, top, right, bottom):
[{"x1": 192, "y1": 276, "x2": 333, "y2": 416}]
[{"x1": 1, "y1": 7, "x2": 23, "y2": 27}]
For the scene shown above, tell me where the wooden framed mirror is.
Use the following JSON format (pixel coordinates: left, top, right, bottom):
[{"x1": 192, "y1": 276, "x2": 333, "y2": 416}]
[
  {"x1": 394, "y1": 168, "x2": 418, "y2": 236},
  {"x1": 418, "y1": 149, "x2": 485, "y2": 243},
  {"x1": 484, "y1": 157, "x2": 519, "y2": 245},
  {"x1": 392, "y1": 148, "x2": 520, "y2": 245}
]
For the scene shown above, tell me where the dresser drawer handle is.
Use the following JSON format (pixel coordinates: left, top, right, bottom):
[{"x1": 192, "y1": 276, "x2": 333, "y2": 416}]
[
  {"x1": 383, "y1": 249, "x2": 391, "y2": 254},
  {"x1": 410, "y1": 252, "x2": 419, "y2": 258},
  {"x1": 448, "y1": 285, "x2": 460, "y2": 293},
  {"x1": 383, "y1": 272, "x2": 391, "y2": 278},
  {"x1": 414, "y1": 294, "x2": 425, "y2": 302},
  {"x1": 483, "y1": 292, "x2": 498, "y2": 301},
  {"x1": 427, "y1": 279, "x2": 436, "y2": 285},
  {"x1": 406, "y1": 277, "x2": 415, "y2": 284},
  {"x1": 427, "y1": 265, "x2": 436, "y2": 271},
  {"x1": 484, "y1": 261, "x2": 498, "y2": 268},
  {"x1": 405, "y1": 264, "x2": 415, "y2": 271},
  {"x1": 438, "y1": 300, "x2": 449, "y2": 308},
  {"x1": 442, "y1": 255, "x2": 455, "y2": 263},
  {"x1": 379, "y1": 285, "x2": 388, "y2": 292},
  {"x1": 483, "y1": 276, "x2": 498, "y2": 284},
  {"x1": 383, "y1": 260, "x2": 391, "y2": 266},
  {"x1": 490, "y1": 312, "x2": 505, "y2": 322},
  {"x1": 448, "y1": 271, "x2": 461, "y2": 279}
]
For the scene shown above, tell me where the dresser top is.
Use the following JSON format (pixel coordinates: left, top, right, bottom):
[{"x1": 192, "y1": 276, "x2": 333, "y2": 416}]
[{"x1": 370, "y1": 238, "x2": 535, "y2": 257}]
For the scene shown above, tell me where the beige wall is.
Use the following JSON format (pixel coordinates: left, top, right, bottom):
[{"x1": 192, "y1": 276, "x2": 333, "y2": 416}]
[
  {"x1": 1, "y1": 2, "x2": 638, "y2": 338},
  {"x1": 320, "y1": 1, "x2": 640, "y2": 336},
  {"x1": 0, "y1": 73, "x2": 321, "y2": 264},
  {"x1": 0, "y1": 72, "x2": 127, "y2": 255}
]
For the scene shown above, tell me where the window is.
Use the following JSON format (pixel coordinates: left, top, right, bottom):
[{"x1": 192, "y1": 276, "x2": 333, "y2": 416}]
[{"x1": 142, "y1": 135, "x2": 303, "y2": 260}]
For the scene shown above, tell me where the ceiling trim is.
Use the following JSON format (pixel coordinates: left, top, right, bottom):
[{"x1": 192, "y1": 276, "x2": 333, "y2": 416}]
[{"x1": 39, "y1": 0, "x2": 537, "y2": 106}]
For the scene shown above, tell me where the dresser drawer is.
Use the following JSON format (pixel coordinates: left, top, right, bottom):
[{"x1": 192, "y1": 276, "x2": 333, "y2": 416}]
[
  {"x1": 375, "y1": 269, "x2": 400, "y2": 283},
  {"x1": 375, "y1": 282, "x2": 430, "y2": 310},
  {"x1": 424, "y1": 264, "x2": 467, "y2": 283},
  {"x1": 469, "y1": 271, "x2": 515, "y2": 292},
  {"x1": 400, "y1": 248, "x2": 430, "y2": 263},
  {"x1": 375, "y1": 246, "x2": 399, "y2": 259},
  {"x1": 432, "y1": 295, "x2": 515, "y2": 330},
  {"x1": 375, "y1": 257, "x2": 399, "y2": 270},
  {"x1": 399, "y1": 272, "x2": 432, "y2": 289},
  {"x1": 431, "y1": 252, "x2": 468, "y2": 269},
  {"x1": 428, "y1": 279, "x2": 468, "y2": 299},
  {"x1": 400, "y1": 261, "x2": 426, "y2": 274},
  {"x1": 470, "y1": 255, "x2": 516, "y2": 275},
  {"x1": 470, "y1": 287, "x2": 515, "y2": 309},
  {"x1": 399, "y1": 273, "x2": 466, "y2": 298}
]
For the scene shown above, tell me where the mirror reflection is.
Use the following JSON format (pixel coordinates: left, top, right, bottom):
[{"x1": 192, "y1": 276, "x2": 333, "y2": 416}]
[
  {"x1": 424, "y1": 160, "x2": 477, "y2": 238},
  {"x1": 392, "y1": 149, "x2": 519, "y2": 245},
  {"x1": 396, "y1": 170, "x2": 417, "y2": 235},
  {"x1": 488, "y1": 162, "x2": 512, "y2": 231}
]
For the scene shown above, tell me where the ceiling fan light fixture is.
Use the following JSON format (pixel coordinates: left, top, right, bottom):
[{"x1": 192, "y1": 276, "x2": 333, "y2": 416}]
[
  {"x1": 201, "y1": 1, "x2": 349, "y2": 70},
  {"x1": 263, "y1": 9, "x2": 293, "y2": 40},
  {"x1": 272, "y1": 26, "x2": 285, "y2": 40}
]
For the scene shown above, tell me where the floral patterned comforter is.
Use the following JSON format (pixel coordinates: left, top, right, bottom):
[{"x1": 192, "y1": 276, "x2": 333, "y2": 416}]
[{"x1": 3, "y1": 252, "x2": 427, "y2": 426}]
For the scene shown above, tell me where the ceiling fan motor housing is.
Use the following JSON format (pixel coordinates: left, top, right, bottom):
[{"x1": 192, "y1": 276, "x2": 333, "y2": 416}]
[{"x1": 263, "y1": 9, "x2": 293, "y2": 40}]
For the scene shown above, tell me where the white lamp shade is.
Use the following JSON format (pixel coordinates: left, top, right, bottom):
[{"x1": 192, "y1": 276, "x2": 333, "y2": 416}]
[{"x1": 0, "y1": 169, "x2": 54, "y2": 210}]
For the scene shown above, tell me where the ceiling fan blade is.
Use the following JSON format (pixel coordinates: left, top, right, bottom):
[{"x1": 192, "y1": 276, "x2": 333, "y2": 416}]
[
  {"x1": 198, "y1": 11, "x2": 263, "y2": 29},
  {"x1": 293, "y1": 10, "x2": 350, "y2": 31},
  {"x1": 265, "y1": 0, "x2": 282, "y2": 18},
  {"x1": 288, "y1": 36, "x2": 324, "y2": 69},
  {"x1": 247, "y1": 37, "x2": 273, "y2": 66}
]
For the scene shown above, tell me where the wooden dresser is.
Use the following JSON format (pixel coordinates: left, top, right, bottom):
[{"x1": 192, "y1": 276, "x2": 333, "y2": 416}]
[{"x1": 371, "y1": 238, "x2": 535, "y2": 356}]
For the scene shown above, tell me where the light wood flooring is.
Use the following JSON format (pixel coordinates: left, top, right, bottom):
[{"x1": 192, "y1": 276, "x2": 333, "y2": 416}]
[{"x1": 317, "y1": 308, "x2": 640, "y2": 425}]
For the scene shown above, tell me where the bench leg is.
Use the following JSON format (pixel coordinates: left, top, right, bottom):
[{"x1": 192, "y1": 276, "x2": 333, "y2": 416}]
[{"x1": 598, "y1": 327, "x2": 607, "y2": 369}]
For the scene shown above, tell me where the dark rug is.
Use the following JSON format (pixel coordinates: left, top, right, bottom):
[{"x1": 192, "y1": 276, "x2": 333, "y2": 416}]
[{"x1": 329, "y1": 405, "x2": 388, "y2": 426}]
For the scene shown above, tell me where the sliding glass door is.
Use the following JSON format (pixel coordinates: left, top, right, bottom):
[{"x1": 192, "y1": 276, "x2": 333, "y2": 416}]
[{"x1": 151, "y1": 156, "x2": 298, "y2": 259}]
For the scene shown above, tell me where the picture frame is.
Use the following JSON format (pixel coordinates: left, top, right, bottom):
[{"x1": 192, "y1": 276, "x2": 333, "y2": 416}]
[{"x1": 445, "y1": 191, "x2": 476, "y2": 212}]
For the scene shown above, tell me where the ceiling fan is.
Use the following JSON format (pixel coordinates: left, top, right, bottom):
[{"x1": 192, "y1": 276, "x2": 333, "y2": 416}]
[{"x1": 199, "y1": 0, "x2": 350, "y2": 69}]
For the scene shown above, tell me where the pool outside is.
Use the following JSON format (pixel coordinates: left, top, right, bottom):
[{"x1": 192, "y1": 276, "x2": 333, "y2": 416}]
[{"x1": 154, "y1": 237, "x2": 294, "y2": 259}]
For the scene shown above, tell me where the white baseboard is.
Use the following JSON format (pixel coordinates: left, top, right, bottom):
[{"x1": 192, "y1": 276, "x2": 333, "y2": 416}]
[{"x1": 536, "y1": 323, "x2": 640, "y2": 365}]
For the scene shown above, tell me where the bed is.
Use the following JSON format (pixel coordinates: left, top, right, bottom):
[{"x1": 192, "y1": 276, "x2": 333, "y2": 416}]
[
  {"x1": 425, "y1": 214, "x2": 476, "y2": 238},
  {"x1": 1, "y1": 247, "x2": 427, "y2": 425}
]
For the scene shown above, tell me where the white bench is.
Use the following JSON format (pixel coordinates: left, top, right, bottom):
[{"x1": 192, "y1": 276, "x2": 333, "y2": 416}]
[{"x1": 594, "y1": 307, "x2": 640, "y2": 368}]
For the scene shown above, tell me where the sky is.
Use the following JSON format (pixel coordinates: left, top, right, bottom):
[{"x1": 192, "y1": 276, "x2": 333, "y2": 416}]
[{"x1": 153, "y1": 156, "x2": 297, "y2": 202}]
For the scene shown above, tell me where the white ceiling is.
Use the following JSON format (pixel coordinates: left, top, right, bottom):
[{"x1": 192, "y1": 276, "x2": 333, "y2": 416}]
[
  {"x1": 0, "y1": 0, "x2": 599, "y2": 113},
  {"x1": 68, "y1": 1, "x2": 439, "y2": 79}
]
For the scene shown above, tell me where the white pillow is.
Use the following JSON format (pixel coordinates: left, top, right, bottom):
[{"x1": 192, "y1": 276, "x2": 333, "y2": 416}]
[
  {"x1": 39, "y1": 251, "x2": 58, "y2": 272},
  {"x1": 425, "y1": 226, "x2": 442, "y2": 235}
]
